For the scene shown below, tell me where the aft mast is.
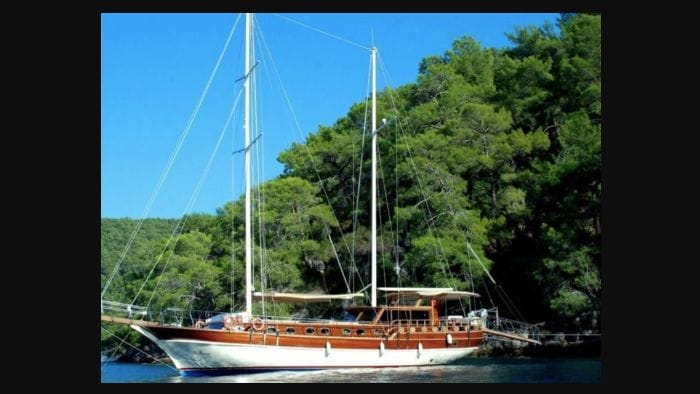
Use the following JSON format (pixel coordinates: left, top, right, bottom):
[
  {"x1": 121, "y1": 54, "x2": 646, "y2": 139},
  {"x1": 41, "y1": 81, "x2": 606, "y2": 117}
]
[
  {"x1": 244, "y1": 12, "x2": 253, "y2": 317},
  {"x1": 370, "y1": 46, "x2": 377, "y2": 307}
]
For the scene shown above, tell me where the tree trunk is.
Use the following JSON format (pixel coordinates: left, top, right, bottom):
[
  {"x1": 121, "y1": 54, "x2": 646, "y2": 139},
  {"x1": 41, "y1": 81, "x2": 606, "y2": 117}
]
[{"x1": 491, "y1": 175, "x2": 498, "y2": 218}]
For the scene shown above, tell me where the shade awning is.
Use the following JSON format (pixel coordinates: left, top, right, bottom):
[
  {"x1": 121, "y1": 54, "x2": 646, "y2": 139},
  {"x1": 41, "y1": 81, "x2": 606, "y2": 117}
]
[
  {"x1": 378, "y1": 287, "x2": 480, "y2": 300},
  {"x1": 378, "y1": 287, "x2": 454, "y2": 293},
  {"x1": 252, "y1": 291, "x2": 364, "y2": 303}
]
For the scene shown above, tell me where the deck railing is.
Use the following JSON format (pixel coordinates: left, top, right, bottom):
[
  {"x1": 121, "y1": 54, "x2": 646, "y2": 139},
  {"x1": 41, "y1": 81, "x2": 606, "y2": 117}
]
[{"x1": 485, "y1": 312, "x2": 541, "y2": 342}]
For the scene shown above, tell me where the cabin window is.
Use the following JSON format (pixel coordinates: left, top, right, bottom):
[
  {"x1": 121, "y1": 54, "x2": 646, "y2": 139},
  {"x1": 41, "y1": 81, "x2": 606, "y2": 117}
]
[
  {"x1": 266, "y1": 327, "x2": 277, "y2": 334},
  {"x1": 286, "y1": 327, "x2": 296, "y2": 334},
  {"x1": 320, "y1": 327, "x2": 330, "y2": 335},
  {"x1": 305, "y1": 327, "x2": 316, "y2": 335},
  {"x1": 356, "y1": 329, "x2": 365, "y2": 336},
  {"x1": 373, "y1": 328, "x2": 383, "y2": 337},
  {"x1": 342, "y1": 328, "x2": 351, "y2": 336}
]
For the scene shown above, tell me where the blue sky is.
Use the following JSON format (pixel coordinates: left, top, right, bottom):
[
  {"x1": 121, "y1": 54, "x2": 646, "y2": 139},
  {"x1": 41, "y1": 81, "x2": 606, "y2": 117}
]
[{"x1": 101, "y1": 13, "x2": 559, "y2": 219}]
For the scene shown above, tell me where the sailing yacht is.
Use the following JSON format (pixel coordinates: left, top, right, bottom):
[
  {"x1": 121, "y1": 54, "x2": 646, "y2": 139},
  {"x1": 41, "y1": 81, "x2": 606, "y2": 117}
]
[{"x1": 101, "y1": 13, "x2": 538, "y2": 375}]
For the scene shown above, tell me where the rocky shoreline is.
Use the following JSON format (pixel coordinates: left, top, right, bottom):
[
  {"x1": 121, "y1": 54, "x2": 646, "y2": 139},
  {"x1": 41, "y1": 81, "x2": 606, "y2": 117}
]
[
  {"x1": 116, "y1": 344, "x2": 169, "y2": 364},
  {"x1": 478, "y1": 335, "x2": 601, "y2": 357}
]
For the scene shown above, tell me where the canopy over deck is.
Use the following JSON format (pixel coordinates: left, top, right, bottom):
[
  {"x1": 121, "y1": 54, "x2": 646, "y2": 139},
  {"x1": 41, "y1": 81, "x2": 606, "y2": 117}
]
[
  {"x1": 378, "y1": 287, "x2": 480, "y2": 300},
  {"x1": 252, "y1": 291, "x2": 364, "y2": 303}
]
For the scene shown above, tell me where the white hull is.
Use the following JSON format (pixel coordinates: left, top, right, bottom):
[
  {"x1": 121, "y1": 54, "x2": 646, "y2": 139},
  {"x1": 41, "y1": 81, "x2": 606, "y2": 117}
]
[{"x1": 133, "y1": 325, "x2": 478, "y2": 373}]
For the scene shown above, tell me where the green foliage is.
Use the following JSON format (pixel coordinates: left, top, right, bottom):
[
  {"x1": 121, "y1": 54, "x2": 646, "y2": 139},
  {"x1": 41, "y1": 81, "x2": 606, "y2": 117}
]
[
  {"x1": 101, "y1": 218, "x2": 179, "y2": 303},
  {"x1": 145, "y1": 231, "x2": 223, "y2": 312},
  {"x1": 549, "y1": 287, "x2": 591, "y2": 318}
]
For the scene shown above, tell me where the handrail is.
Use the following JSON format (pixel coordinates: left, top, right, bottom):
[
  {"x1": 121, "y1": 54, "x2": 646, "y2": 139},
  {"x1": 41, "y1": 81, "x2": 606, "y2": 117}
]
[{"x1": 101, "y1": 300, "x2": 148, "y2": 316}]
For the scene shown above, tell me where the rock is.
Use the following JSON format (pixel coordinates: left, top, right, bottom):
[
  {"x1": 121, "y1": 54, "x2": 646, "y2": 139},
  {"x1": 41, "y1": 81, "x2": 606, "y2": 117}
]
[{"x1": 117, "y1": 344, "x2": 168, "y2": 363}]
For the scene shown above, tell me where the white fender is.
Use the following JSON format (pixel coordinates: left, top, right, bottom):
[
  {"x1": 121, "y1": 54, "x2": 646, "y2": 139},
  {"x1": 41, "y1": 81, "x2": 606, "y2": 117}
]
[
  {"x1": 325, "y1": 341, "x2": 331, "y2": 356},
  {"x1": 446, "y1": 333, "x2": 453, "y2": 345},
  {"x1": 379, "y1": 341, "x2": 385, "y2": 356},
  {"x1": 417, "y1": 342, "x2": 423, "y2": 357}
]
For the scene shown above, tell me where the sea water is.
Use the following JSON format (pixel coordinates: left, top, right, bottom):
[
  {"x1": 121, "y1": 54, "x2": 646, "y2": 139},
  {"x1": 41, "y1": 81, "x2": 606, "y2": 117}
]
[{"x1": 100, "y1": 357, "x2": 601, "y2": 383}]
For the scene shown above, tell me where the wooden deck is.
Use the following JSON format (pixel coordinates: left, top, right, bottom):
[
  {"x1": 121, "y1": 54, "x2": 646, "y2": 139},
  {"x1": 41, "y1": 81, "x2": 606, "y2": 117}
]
[{"x1": 101, "y1": 314, "x2": 161, "y2": 327}]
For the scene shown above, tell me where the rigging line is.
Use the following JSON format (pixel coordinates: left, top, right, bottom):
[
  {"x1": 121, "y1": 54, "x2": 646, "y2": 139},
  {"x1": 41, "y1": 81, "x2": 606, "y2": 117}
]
[
  {"x1": 255, "y1": 21, "x2": 357, "y2": 273},
  {"x1": 377, "y1": 77, "x2": 401, "y2": 287},
  {"x1": 378, "y1": 54, "x2": 454, "y2": 280},
  {"x1": 229, "y1": 29, "x2": 245, "y2": 313},
  {"x1": 394, "y1": 93, "x2": 400, "y2": 282},
  {"x1": 407, "y1": 161, "x2": 464, "y2": 307},
  {"x1": 255, "y1": 18, "x2": 289, "y2": 289},
  {"x1": 252, "y1": 21, "x2": 272, "y2": 304},
  {"x1": 377, "y1": 143, "x2": 398, "y2": 286},
  {"x1": 139, "y1": 85, "x2": 245, "y2": 308},
  {"x1": 100, "y1": 325, "x2": 178, "y2": 371},
  {"x1": 379, "y1": 56, "x2": 462, "y2": 296},
  {"x1": 230, "y1": 104, "x2": 237, "y2": 312},
  {"x1": 253, "y1": 50, "x2": 268, "y2": 316},
  {"x1": 141, "y1": 82, "x2": 241, "y2": 307},
  {"x1": 481, "y1": 274, "x2": 497, "y2": 309},
  {"x1": 351, "y1": 55, "x2": 373, "y2": 289},
  {"x1": 377, "y1": 155, "x2": 386, "y2": 291},
  {"x1": 452, "y1": 211, "x2": 489, "y2": 311},
  {"x1": 253, "y1": 30, "x2": 274, "y2": 315},
  {"x1": 232, "y1": 166, "x2": 247, "y2": 311},
  {"x1": 100, "y1": 326, "x2": 129, "y2": 372},
  {"x1": 379, "y1": 59, "x2": 467, "y2": 310},
  {"x1": 350, "y1": 91, "x2": 356, "y2": 292},
  {"x1": 383, "y1": 64, "x2": 401, "y2": 289},
  {"x1": 351, "y1": 58, "x2": 373, "y2": 291},
  {"x1": 491, "y1": 282, "x2": 520, "y2": 319},
  {"x1": 466, "y1": 242, "x2": 496, "y2": 285},
  {"x1": 467, "y1": 247, "x2": 475, "y2": 311},
  {"x1": 270, "y1": 13, "x2": 371, "y2": 52},
  {"x1": 378, "y1": 195, "x2": 388, "y2": 290},
  {"x1": 249, "y1": 19, "x2": 258, "y2": 313},
  {"x1": 377, "y1": 144, "x2": 400, "y2": 286},
  {"x1": 251, "y1": 29, "x2": 268, "y2": 317},
  {"x1": 102, "y1": 13, "x2": 242, "y2": 299},
  {"x1": 328, "y1": 231, "x2": 351, "y2": 293},
  {"x1": 375, "y1": 139, "x2": 389, "y2": 291},
  {"x1": 234, "y1": 61, "x2": 259, "y2": 83},
  {"x1": 352, "y1": 59, "x2": 371, "y2": 290},
  {"x1": 494, "y1": 286, "x2": 523, "y2": 322},
  {"x1": 232, "y1": 134, "x2": 262, "y2": 154},
  {"x1": 496, "y1": 284, "x2": 527, "y2": 322}
]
